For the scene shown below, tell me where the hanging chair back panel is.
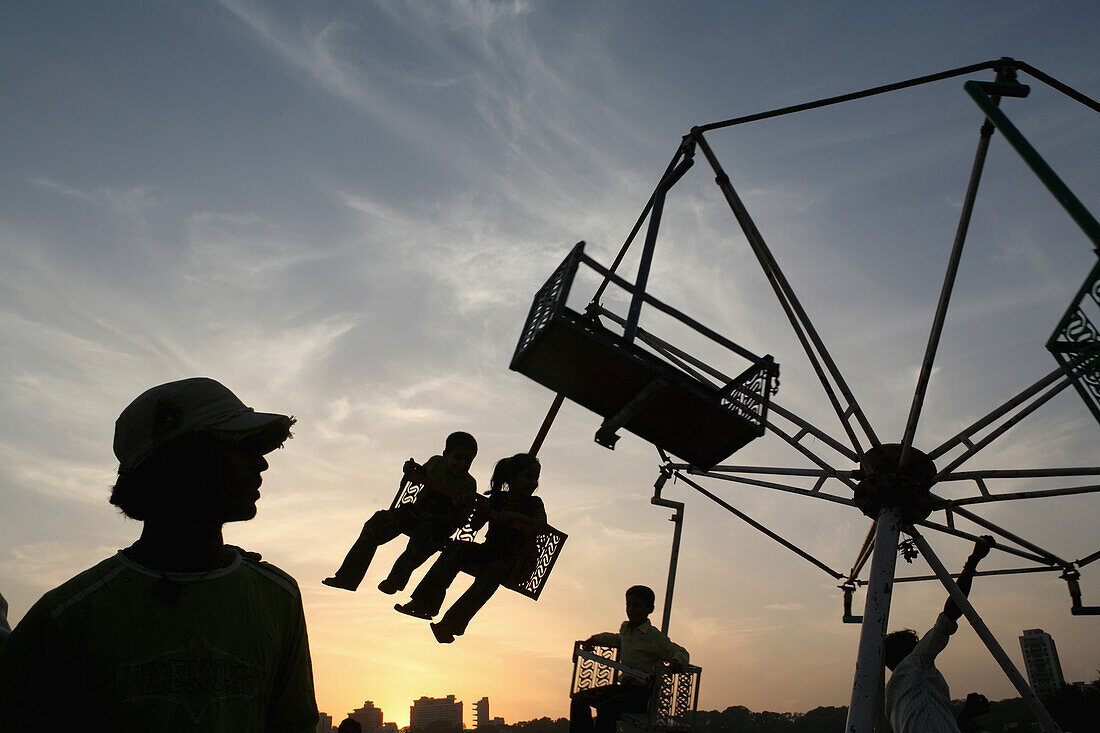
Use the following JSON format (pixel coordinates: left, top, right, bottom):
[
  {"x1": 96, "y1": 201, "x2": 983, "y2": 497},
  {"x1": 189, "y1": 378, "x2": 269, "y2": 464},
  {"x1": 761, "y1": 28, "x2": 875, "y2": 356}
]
[
  {"x1": 511, "y1": 242, "x2": 777, "y2": 469},
  {"x1": 570, "y1": 642, "x2": 702, "y2": 733},
  {"x1": 502, "y1": 525, "x2": 568, "y2": 600}
]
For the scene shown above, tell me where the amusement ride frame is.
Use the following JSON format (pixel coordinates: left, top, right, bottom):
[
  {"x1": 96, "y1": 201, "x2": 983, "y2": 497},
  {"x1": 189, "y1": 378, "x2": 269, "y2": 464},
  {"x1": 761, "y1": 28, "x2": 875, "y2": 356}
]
[{"x1": 515, "y1": 57, "x2": 1099, "y2": 733}]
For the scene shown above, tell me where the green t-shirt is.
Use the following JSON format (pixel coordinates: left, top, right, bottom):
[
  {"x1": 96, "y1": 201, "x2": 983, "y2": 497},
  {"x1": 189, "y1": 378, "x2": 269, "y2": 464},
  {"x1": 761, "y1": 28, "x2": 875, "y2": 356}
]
[{"x1": 0, "y1": 548, "x2": 318, "y2": 732}]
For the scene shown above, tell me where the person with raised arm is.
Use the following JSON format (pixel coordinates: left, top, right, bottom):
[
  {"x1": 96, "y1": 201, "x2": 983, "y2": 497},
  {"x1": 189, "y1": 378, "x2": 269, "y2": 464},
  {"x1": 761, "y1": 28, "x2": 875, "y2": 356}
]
[{"x1": 883, "y1": 536, "x2": 994, "y2": 733}]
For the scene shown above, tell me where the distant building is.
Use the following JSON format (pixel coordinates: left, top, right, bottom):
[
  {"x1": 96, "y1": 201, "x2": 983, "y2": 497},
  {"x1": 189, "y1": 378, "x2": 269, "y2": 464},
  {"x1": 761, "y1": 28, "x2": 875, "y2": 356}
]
[
  {"x1": 473, "y1": 697, "x2": 489, "y2": 729},
  {"x1": 1019, "y1": 628, "x2": 1066, "y2": 698},
  {"x1": 411, "y1": 694, "x2": 463, "y2": 729},
  {"x1": 317, "y1": 712, "x2": 335, "y2": 733},
  {"x1": 350, "y1": 700, "x2": 385, "y2": 732}
]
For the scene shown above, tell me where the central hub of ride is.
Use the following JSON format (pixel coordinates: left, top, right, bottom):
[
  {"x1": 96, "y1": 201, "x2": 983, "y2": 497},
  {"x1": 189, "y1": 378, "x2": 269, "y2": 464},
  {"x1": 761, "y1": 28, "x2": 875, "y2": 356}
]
[{"x1": 852, "y1": 443, "x2": 937, "y2": 522}]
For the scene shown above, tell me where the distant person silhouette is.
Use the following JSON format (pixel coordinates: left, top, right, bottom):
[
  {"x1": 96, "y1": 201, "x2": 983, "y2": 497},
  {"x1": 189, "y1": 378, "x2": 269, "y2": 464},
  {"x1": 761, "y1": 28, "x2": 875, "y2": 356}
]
[
  {"x1": 394, "y1": 453, "x2": 545, "y2": 643},
  {"x1": 338, "y1": 718, "x2": 363, "y2": 733},
  {"x1": 0, "y1": 377, "x2": 318, "y2": 731},
  {"x1": 0, "y1": 590, "x2": 10, "y2": 643},
  {"x1": 324, "y1": 432, "x2": 478, "y2": 594},
  {"x1": 570, "y1": 585, "x2": 689, "y2": 733},
  {"x1": 883, "y1": 536, "x2": 993, "y2": 733}
]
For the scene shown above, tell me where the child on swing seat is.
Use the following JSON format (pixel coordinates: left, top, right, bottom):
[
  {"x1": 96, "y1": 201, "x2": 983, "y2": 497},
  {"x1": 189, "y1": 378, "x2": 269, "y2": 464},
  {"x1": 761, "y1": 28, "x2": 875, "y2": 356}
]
[
  {"x1": 571, "y1": 585, "x2": 689, "y2": 733},
  {"x1": 323, "y1": 432, "x2": 478, "y2": 594},
  {"x1": 394, "y1": 452, "x2": 545, "y2": 643}
]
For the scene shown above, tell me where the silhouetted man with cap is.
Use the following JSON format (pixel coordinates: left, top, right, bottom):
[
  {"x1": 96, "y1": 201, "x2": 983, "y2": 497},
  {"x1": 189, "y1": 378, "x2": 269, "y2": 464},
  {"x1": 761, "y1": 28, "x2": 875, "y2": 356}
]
[{"x1": 0, "y1": 377, "x2": 319, "y2": 731}]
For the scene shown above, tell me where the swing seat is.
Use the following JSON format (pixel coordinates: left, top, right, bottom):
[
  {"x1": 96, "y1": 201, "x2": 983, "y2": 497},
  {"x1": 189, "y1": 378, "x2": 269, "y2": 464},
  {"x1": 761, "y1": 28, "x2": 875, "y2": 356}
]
[
  {"x1": 392, "y1": 470, "x2": 567, "y2": 600},
  {"x1": 390, "y1": 470, "x2": 480, "y2": 541},
  {"x1": 570, "y1": 642, "x2": 702, "y2": 733},
  {"x1": 512, "y1": 242, "x2": 778, "y2": 469},
  {"x1": 1047, "y1": 257, "x2": 1100, "y2": 427},
  {"x1": 502, "y1": 523, "x2": 568, "y2": 599}
]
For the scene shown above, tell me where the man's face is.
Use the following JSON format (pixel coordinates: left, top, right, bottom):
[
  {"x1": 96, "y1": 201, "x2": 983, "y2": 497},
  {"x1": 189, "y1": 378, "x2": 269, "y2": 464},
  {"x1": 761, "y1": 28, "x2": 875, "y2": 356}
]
[
  {"x1": 184, "y1": 438, "x2": 270, "y2": 524},
  {"x1": 625, "y1": 593, "x2": 652, "y2": 625},
  {"x1": 443, "y1": 446, "x2": 475, "y2": 477}
]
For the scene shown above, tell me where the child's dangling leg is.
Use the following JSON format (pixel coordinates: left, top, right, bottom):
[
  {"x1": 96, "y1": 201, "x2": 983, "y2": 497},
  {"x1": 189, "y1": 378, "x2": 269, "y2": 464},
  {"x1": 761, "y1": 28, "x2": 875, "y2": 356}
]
[
  {"x1": 394, "y1": 540, "x2": 473, "y2": 618},
  {"x1": 324, "y1": 510, "x2": 402, "y2": 591},
  {"x1": 378, "y1": 522, "x2": 450, "y2": 594},
  {"x1": 430, "y1": 554, "x2": 508, "y2": 642}
]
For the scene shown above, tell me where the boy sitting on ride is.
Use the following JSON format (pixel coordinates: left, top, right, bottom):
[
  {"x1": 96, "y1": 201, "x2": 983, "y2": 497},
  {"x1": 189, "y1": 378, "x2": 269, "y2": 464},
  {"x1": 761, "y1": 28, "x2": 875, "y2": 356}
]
[
  {"x1": 570, "y1": 585, "x2": 689, "y2": 733},
  {"x1": 324, "y1": 431, "x2": 478, "y2": 594}
]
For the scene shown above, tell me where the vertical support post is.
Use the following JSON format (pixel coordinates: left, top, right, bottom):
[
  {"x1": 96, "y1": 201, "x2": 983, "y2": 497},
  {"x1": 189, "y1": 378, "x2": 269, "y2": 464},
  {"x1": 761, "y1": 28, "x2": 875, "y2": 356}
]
[
  {"x1": 661, "y1": 505, "x2": 684, "y2": 635},
  {"x1": 652, "y1": 470, "x2": 685, "y2": 634},
  {"x1": 910, "y1": 532, "x2": 1063, "y2": 733},
  {"x1": 845, "y1": 508, "x2": 901, "y2": 733}
]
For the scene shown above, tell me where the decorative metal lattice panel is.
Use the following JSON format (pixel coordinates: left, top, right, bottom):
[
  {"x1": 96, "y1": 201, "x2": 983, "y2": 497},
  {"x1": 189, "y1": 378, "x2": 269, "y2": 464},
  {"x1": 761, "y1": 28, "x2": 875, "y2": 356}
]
[
  {"x1": 512, "y1": 241, "x2": 585, "y2": 363},
  {"x1": 389, "y1": 472, "x2": 478, "y2": 540},
  {"x1": 720, "y1": 358, "x2": 779, "y2": 431},
  {"x1": 1048, "y1": 257, "x2": 1100, "y2": 427},
  {"x1": 504, "y1": 525, "x2": 568, "y2": 600},
  {"x1": 570, "y1": 642, "x2": 702, "y2": 733},
  {"x1": 644, "y1": 668, "x2": 700, "y2": 731},
  {"x1": 571, "y1": 644, "x2": 621, "y2": 694}
]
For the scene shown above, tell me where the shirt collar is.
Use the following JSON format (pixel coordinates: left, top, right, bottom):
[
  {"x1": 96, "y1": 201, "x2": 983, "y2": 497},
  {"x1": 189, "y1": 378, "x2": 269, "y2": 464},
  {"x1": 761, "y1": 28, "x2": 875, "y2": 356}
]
[{"x1": 620, "y1": 619, "x2": 654, "y2": 635}]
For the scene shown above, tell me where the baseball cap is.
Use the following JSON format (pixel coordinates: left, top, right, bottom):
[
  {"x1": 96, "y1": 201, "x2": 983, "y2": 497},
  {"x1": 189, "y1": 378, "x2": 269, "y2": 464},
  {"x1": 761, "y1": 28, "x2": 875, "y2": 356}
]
[{"x1": 114, "y1": 377, "x2": 294, "y2": 474}]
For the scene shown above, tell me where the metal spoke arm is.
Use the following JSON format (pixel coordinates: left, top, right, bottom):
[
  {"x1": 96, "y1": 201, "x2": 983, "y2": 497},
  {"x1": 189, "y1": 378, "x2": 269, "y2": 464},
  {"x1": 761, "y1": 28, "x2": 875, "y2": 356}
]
[
  {"x1": 939, "y1": 482, "x2": 1100, "y2": 507},
  {"x1": 966, "y1": 79, "x2": 1100, "y2": 250},
  {"x1": 677, "y1": 468, "x2": 855, "y2": 509},
  {"x1": 915, "y1": 518, "x2": 1051, "y2": 565},
  {"x1": 900, "y1": 102, "x2": 999, "y2": 468},
  {"x1": 929, "y1": 367, "x2": 1066, "y2": 462},
  {"x1": 947, "y1": 504, "x2": 1071, "y2": 567},
  {"x1": 907, "y1": 530, "x2": 1063, "y2": 733},
  {"x1": 931, "y1": 372, "x2": 1072, "y2": 479},
  {"x1": 893, "y1": 566, "x2": 1062, "y2": 583},
  {"x1": 693, "y1": 130, "x2": 880, "y2": 456},
  {"x1": 672, "y1": 471, "x2": 845, "y2": 580}
]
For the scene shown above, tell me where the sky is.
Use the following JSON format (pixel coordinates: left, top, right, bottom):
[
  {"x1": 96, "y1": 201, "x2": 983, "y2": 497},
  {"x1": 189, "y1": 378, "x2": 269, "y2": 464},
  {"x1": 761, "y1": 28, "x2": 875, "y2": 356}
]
[{"x1": 2, "y1": 0, "x2": 1100, "y2": 726}]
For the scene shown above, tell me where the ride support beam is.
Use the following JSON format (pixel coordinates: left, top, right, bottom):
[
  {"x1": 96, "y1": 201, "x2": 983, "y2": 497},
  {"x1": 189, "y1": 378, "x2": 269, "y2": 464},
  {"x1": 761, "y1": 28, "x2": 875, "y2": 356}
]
[
  {"x1": 844, "y1": 508, "x2": 901, "y2": 733},
  {"x1": 909, "y1": 531, "x2": 1063, "y2": 733},
  {"x1": 899, "y1": 104, "x2": 998, "y2": 469}
]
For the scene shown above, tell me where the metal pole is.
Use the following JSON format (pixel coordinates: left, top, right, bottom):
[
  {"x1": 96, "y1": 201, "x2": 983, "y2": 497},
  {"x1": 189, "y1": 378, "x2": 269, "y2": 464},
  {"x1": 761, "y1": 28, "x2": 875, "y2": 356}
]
[
  {"x1": 899, "y1": 117, "x2": 996, "y2": 468},
  {"x1": 683, "y1": 469, "x2": 856, "y2": 508},
  {"x1": 929, "y1": 368, "x2": 1066, "y2": 460},
  {"x1": 933, "y1": 376, "x2": 1072, "y2": 479},
  {"x1": 909, "y1": 532, "x2": 1063, "y2": 733},
  {"x1": 651, "y1": 470, "x2": 685, "y2": 635},
  {"x1": 966, "y1": 80, "x2": 1100, "y2": 250},
  {"x1": 845, "y1": 508, "x2": 901, "y2": 733},
  {"x1": 949, "y1": 505, "x2": 1070, "y2": 566},
  {"x1": 662, "y1": 507, "x2": 683, "y2": 634},
  {"x1": 528, "y1": 393, "x2": 565, "y2": 457},
  {"x1": 677, "y1": 473, "x2": 844, "y2": 579},
  {"x1": 623, "y1": 157, "x2": 694, "y2": 344},
  {"x1": 694, "y1": 130, "x2": 880, "y2": 453}
]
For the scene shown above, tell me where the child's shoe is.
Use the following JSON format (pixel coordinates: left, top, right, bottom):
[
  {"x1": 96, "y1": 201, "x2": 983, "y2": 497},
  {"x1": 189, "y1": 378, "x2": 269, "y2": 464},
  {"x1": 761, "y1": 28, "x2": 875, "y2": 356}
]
[
  {"x1": 377, "y1": 578, "x2": 402, "y2": 595},
  {"x1": 430, "y1": 621, "x2": 455, "y2": 644},
  {"x1": 394, "y1": 602, "x2": 434, "y2": 620},
  {"x1": 322, "y1": 576, "x2": 357, "y2": 591}
]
